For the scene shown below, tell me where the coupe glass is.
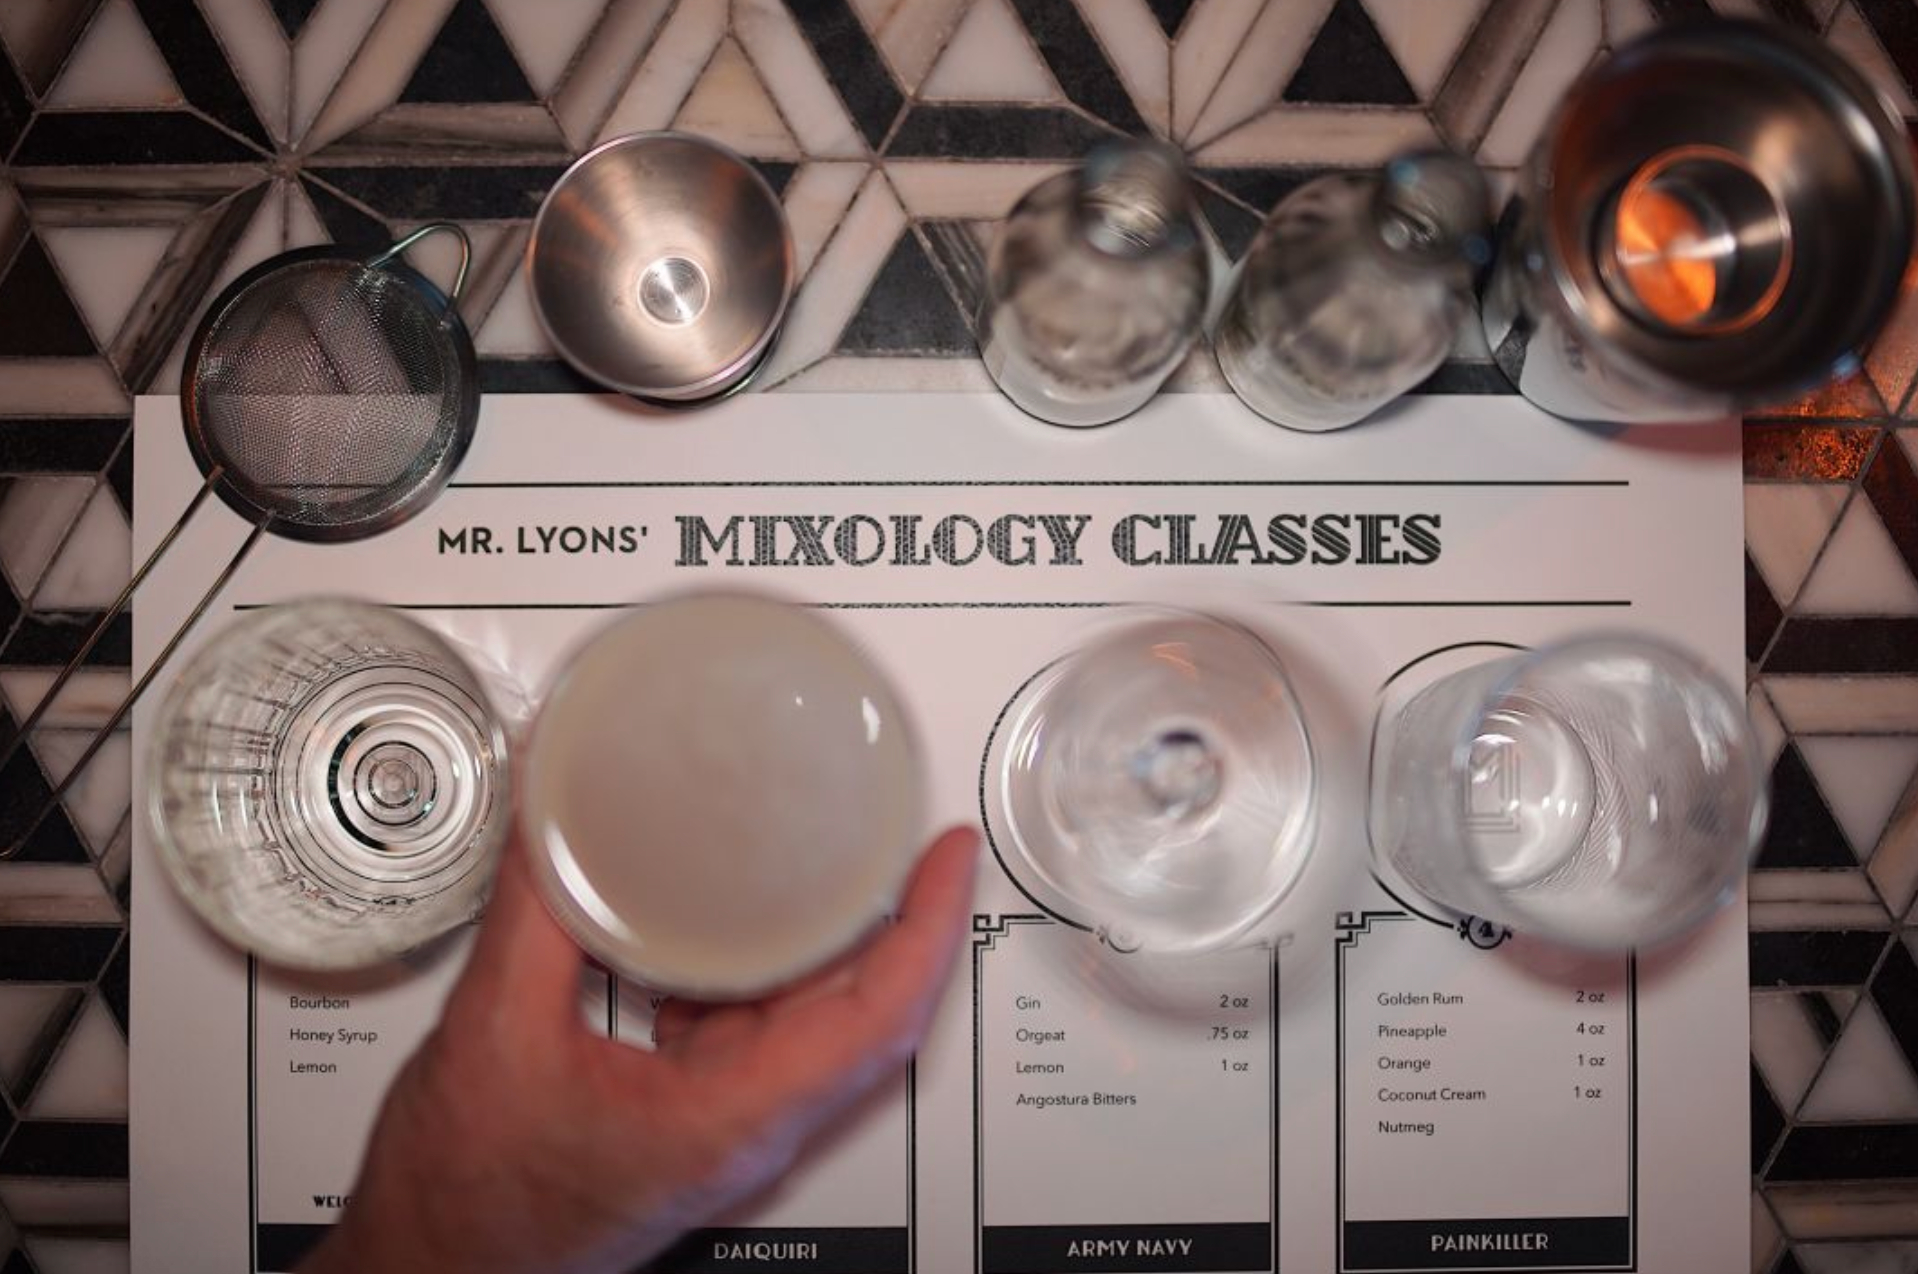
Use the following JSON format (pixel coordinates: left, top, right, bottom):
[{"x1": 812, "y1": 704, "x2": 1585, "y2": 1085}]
[
  {"x1": 147, "y1": 599, "x2": 513, "y2": 970},
  {"x1": 1369, "y1": 634, "x2": 1766, "y2": 949},
  {"x1": 984, "y1": 611, "x2": 1317, "y2": 954}
]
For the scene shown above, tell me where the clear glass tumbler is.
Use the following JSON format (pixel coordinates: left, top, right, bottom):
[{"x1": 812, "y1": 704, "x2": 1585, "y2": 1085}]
[
  {"x1": 985, "y1": 612, "x2": 1317, "y2": 954},
  {"x1": 147, "y1": 599, "x2": 513, "y2": 970},
  {"x1": 1369, "y1": 635, "x2": 1765, "y2": 949}
]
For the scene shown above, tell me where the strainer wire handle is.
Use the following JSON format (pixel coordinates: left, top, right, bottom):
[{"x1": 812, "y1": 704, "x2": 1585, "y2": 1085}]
[
  {"x1": 2, "y1": 518, "x2": 270, "y2": 859},
  {"x1": 369, "y1": 222, "x2": 471, "y2": 306}
]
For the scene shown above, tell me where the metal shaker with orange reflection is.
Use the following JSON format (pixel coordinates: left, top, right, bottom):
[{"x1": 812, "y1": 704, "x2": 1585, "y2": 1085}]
[{"x1": 1480, "y1": 20, "x2": 1913, "y2": 423}]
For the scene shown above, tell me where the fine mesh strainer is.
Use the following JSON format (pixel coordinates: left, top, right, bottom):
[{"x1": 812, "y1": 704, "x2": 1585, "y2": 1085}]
[{"x1": 3, "y1": 223, "x2": 480, "y2": 857}]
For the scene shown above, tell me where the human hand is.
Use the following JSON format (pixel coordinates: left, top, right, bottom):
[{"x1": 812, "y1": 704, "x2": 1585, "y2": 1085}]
[{"x1": 300, "y1": 825, "x2": 979, "y2": 1274}]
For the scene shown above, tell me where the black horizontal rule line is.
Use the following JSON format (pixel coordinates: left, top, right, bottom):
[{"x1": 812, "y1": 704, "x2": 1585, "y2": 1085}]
[
  {"x1": 230, "y1": 600, "x2": 1634, "y2": 612},
  {"x1": 446, "y1": 479, "x2": 1630, "y2": 489}
]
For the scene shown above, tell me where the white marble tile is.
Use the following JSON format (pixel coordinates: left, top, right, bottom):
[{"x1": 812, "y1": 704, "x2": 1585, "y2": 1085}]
[
  {"x1": 97, "y1": 819, "x2": 130, "y2": 899},
  {"x1": 885, "y1": 160, "x2": 1065, "y2": 219},
  {"x1": 783, "y1": 162, "x2": 873, "y2": 280},
  {"x1": 487, "y1": 0, "x2": 604, "y2": 97},
  {"x1": 304, "y1": 0, "x2": 459, "y2": 153},
  {"x1": 775, "y1": 355, "x2": 996, "y2": 393},
  {"x1": 551, "y1": 0, "x2": 674, "y2": 151},
  {"x1": 0, "y1": 866, "x2": 121, "y2": 924},
  {"x1": 1365, "y1": 0, "x2": 1486, "y2": 99},
  {"x1": 1767, "y1": 676, "x2": 1918, "y2": 736},
  {"x1": 1750, "y1": 683, "x2": 1789, "y2": 775},
  {"x1": 1750, "y1": 992, "x2": 1835, "y2": 1114},
  {"x1": 38, "y1": 225, "x2": 177, "y2": 353},
  {"x1": 1187, "y1": 0, "x2": 1334, "y2": 148},
  {"x1": 872, "y1": 0, "x2": 970, "y2": 93},
  {"x1": 758, "y1": 172, "x2": 906, "y2": 387},
  {"x1": 0, "y1": 1181, "x2": 129, "y2": 1230},
  {"x1": 1749, "y1": 900, "x2": 1891, "y2": 931},
  {"x1": 1826, "y1": 3, "x2": 1916, "y2": 118},
  {"x1": 0, "y1": 671, "x2": 131, "y2": 733},
  {"x1": 0, "y1": 984, "x2": 74, "y2": 1093},
  {"x1": 1071, "y1": 0, "x2": 1169, "y2": 134},
  {"x1": 1872, "y1": 770, "x2": 1918, "y2": 918},
  {"x1": 595, "y1": 0, "x2": 727, "y2": 142},
  {"x1": 1799, "y1": 737, "x2": 1918, "y2": 863},
  {"x1": 22, "y1": 1237, "x2": 129, "y2": 1274},
  {"x1": 1863, "y1": 262, "x2": 1918, "y2": 415},
  {"x1": 736, "y1": 0, "x2": 867, "y2": 159},
  {"x1": 286, "y1": 177, "x2": 332, "y2": 250},
  {"x1": 0, "y1": 475, "x2": 95, "y2": 601},
  {"x1": 0, "y1": 0, "x2": 92, "y2": 96},
  {"x1": 1797, "y1": 498, "x2": 1918, "y2": 616},
  {"x1": 1745, "y1": 483, "x2": 1849, "y2": 610},
  {"x1": 1164, "y1": 341, "x2": 1229, "y2": 392},
  {"x1": 43, "y1": 0, "x2": 182, "y2": 109},
  {"x1": 1172, "y1": 0, "x2": 1265, "y2": 142},
  {"x1": 672, "y1": 36, "x2": 800, "y2": 158},
  {"x1": 1794, "y1": 1241, "x2": 1918, "y2": 1274},
  {"x1": 920, "y1": 0, "x2": 1060, "y2": 102},
  {"x1": 26, "y1": 995, "x2": 126, "y2": 1119},
  {"x1": 1474, "y1": 0, "x2": 1600, "y2": 168},
  {"x1": 1193, "y1": 107, "x2": 1438, "y2": 168},
  {"x1": 1769, "y1": 1183, "x2": 1918, "y2": 1242},
  {"x1": 27, "y1": 729, "x2": 130, "y2": 858},
  {"x1": 0, "y1": 359, "x2": 132, "y2": 416},
  {"x1": 455, "y1": 223, "x2": 532, "y2": 351},
  {"x1": 475, "y1": 259, "x2": 554, "y2": 358},
  {"x1": 1753, "y1": 1192, "x2": 1783, "y2": 1274},
  {"x1": 1749, "y1": 870, "x2": 1884, "y2": 906},
  {"x1": 36, "y1": 487, "x2": 130, "y2": 613},
  {"x1": 145, "y1": 182, "x2": 284, "y2": 396},
  {"x1": 850, "y1": 0, "x2": 905, "y2": 35},
  {"x1": 1799, "y1": 998, "x2": 1918, "y2": 1122},
  {"x1": 199, "y1": 0, "x2": 293, "y2": 145}
]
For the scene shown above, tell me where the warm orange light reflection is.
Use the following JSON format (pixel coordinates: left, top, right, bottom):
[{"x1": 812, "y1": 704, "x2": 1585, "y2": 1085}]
[{"x1": 1613, "y1": 184, "x2": 1718, "y2": 328}]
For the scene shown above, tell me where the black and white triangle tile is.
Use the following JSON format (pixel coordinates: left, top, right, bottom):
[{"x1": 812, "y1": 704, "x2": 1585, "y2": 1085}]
[{"x1": 3, "y1": 1, "x2": 1918, "y2": 1268}]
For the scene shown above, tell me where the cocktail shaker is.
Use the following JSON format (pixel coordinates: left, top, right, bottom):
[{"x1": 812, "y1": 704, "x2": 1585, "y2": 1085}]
[
  {"x1": 1215, "y1": 150, "x2": 1489, "y2": 431},
  {"x1": 978, "y1": 140, "x2": 1209, "y2": 427},
  {"x1": 1481, "y1": 21, "x2": 1915, "y2": 423}
]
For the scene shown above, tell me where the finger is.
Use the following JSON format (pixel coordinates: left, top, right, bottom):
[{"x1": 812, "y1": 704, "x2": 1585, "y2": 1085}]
[
  {"x1": 445, "y1": 833, "x2": 585, "y2": 1034},
  {"x1": 720, "y1": 827, "x2": 978, "y2": 1123}
]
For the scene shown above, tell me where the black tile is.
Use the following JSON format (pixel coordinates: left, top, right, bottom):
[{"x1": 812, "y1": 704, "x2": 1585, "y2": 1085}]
[
  {"x1": 1752, "y1": 1061, "x2": 1785, "y2": 1175},
  {"x1": 1195, "y1": 184, "x2": 1261, "y2": 260},
  {"x1": 1414, "y1": 361, "x2": 1517, "y2": 395},
  {"x1": 837, "y1": 231, "x2": 974, "y2": 356},
  {"x1": 1756, "y1": 745, "x2": 1853, "y2": 868},
  {"x1": 0, "y1": 745, "x2": 91, "y2": 865},
  {"x1": 1771, "y1": 1250, "x2": 1807, "y2": 1274},
  {"x1": 786, "y1": 0, "x2": 904, "y2": 149},
  {"x1": 1801, "y1": 991, "x2": 1843, "y2": 1046},
  {"x1": 1196, "y1": 167, "x2": 1327, "y2": 218},
  {"x1": 1647, "y1": 0, "x2": 1712, "y2": 16},
  {"x1": 1743, "y1": 423, "x2": 1876, "y2": 482},
  {"x1": 751, "y1": 160, "x2": 798, "y2": 197},
  {"x1": 0, "y1": 1101, "x2": 12, "y2": 1155},
  {"x1": 13, "y1": 111, "x2": 264, "y2": 166},
  {"x1": 1758, "y1": 0, "x2": 1820, "y2": 27},
  {"x1": 0, "y1": 1119, "x2": 128, "y2": 1178},
  {"x1": 400, "y1": 0, "x2": 535, "y2": 104},
  {"x1": 0, "y1": 237, "x2": 96, "y2": 358},
  {"x1": 3, "y1": 611, "x2": 131, "y2": 669},
  {"x1": 1145, "y1": 0, "x2": 1195, "y2": 38},
  {"x1": 887, "y1": 106, "x2": 1119, "y2": 159},
  {"x1": 299, "y1": 177, "x2": 388, "y2": 252},
  {"x1": 131, "y1": 0, "x2": 273, "y2": 149},
  {"x1": 100, "y1": 937, "x2": 128, "y2": 1038},
  {"x1": 920, "y1": 220, "x2": 988, "y2": 323},
  {"x1": 478, "y1": 359, "x2": 602, "y2": 394},
  {"x1": 1750, "y1": 930, "x2": 1888, "y2": 988},
  {"x1": 306, "y1": 166, "x2": 566, "y2": 222},
  {"x1": 1863, "y1": 426, "x2": 1918, "y2": 584},
  {"x1": 1871, "y1": 938, "x2": 1918, "y2": 1080},
  {"x1": 2, "y1": 1248, "x2": 32, "y2": 1274},
  {"x1": 1008, "y1": 0, "x2": 1149, "y2": 135},
  {"x1": 1283, "y1": 0, "x2": 1417, "y2": 106},
  {"x1": 0, "y1": 43, "x2": 30, "y2": 162},
  {"x1": 106, "y1": 441, "x2": 131, "y2": 521},
  {"x1": 1747, "y1": 552, "x2": 1782, "y2": 666},
  {"x1": 1855, "y1": 0, "x2": 1918, "y2": 103},
  {"x1": 0, "y1": 926, "x2": 121, "y2": 982},
  {"x1": 0, "y1": 419, "x2": 128, "y2": 474},
  {"x1": 120, "y1": 180, "x2": 270, "y2": 396},
  {"x1": 271, "y1": 0, "x2": 322, "y2": 39},
  {"x1": 1767, "y1": 1122, "x2": 1918, "y2": 1182},
  {"x1": 1766, "y1": 618, "x2": 1918, "y2": 675}
]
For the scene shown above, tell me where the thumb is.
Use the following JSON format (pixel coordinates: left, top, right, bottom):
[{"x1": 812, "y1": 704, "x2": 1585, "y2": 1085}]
[{"x1": 444, "y1": 831, "x2": 586, "y2": 1037}]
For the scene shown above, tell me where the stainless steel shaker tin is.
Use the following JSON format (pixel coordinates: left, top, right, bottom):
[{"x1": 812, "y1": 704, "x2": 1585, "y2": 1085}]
[
  {"x1": 528, "y1": 131, "x2": 796, "y2": 406},
  {"x1": 1481, "y1": 21, "x2": 1915, "y2": 423}
]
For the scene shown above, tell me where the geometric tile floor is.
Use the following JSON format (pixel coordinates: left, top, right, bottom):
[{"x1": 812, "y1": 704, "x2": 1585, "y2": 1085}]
[{"x1": 3, "y1": 1, "x2": 1918, "y2": 1270}]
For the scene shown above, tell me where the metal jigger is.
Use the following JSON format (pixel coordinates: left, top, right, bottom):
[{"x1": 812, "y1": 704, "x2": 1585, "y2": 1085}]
[
  {"x1": 978, "y1": 140, "x2": 1210, "y2": 427},
  {"x1": 529, "y1": 132, "x2": 795, "y2": 406},
  {"x1": 1481, "y1": 21, "x2": 1915, "y2": 423}
]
